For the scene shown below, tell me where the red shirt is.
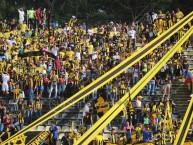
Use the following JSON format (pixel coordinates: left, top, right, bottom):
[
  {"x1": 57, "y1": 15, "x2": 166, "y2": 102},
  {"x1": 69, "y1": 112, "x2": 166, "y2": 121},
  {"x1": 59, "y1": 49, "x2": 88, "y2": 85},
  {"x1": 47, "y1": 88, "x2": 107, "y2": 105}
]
[
  {"x1": 44, "y1": 77, "x2": 49, "y2": 84},
  {"x1": 58, "y1": 78, "x2": 64, "y2": 84},
  {"x1": 35, "y1": 10, "x2": 41, "y2": 20},
  {"x1": 3, "y1": 117, "x2": 12, "y2": 125},
  {"x1": 55, "y1": 59, "x2": 61, "y2": 70}
]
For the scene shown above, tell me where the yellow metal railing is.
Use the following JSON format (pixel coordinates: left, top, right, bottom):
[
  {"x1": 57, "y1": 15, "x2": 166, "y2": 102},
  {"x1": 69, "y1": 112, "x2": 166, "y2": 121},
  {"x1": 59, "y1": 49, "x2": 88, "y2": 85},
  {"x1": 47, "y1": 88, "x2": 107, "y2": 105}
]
[
  {"x1": 3, "y1": 11, "x2": 193, "y2": 145},
  {"x1": 174, "y1": 96, "x2": 193, "y2": 145},
  {"x1": 75, "y1": 26, "x2": 193, "y2": 145}
]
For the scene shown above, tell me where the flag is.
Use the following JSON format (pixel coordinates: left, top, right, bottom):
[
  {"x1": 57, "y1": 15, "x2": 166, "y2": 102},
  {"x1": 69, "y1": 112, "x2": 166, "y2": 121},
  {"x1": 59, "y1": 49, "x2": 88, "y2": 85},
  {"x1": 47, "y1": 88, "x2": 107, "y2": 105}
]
[
  {"x1": 71, "y1": 120, "x2": 74, "y2": 131},
  {"x1": 184, "y1": 71, "x2": 193, "y2": 84}
]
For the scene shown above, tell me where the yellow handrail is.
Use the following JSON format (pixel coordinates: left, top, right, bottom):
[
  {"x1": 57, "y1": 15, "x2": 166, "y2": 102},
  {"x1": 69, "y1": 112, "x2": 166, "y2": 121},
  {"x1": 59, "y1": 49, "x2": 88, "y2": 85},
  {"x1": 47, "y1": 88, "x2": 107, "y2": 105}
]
[
  {"x1": 3, "y1": 11, "x2": 193, "y2": 145},
  {"x1": 75, "y1": 26, "x2": 193, "y2": 145},
  {"x1": 174, "y1": 96, "x2": 193, "y2": 145}
]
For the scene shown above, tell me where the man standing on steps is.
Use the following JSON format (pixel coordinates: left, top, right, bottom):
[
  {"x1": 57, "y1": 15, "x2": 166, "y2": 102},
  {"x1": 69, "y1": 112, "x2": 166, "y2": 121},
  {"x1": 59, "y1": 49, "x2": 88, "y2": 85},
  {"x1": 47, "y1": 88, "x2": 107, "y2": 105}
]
[
  {"x1": 49, "y1": 71, "x2": 58, "y2": 98},
  {"x1": 27, "y1": 7, "x2": 35, "y2": 29},
  {"x1": 28, "y1": 75, "x2": 34, "y2": 101},
  {"x1": 136, "y1": 96, "x2": 143, "y2": 124},
  {"x1": 2, "y1": 71, "x2": 10, "y2": 95},
  {"x1": 18, "y1": 8, "x2": 25, "y2": 24},
  {"x1": 49, "y1": 121, "x2": 58, "y2": 145}
]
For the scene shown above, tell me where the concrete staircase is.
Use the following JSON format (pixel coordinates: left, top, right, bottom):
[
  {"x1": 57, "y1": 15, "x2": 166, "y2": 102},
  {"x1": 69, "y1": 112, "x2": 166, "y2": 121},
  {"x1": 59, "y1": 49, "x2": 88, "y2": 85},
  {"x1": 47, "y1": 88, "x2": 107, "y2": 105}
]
[
  {"x1": 172, "y1": 45, "x2": 193, "y2": 117},
  {"x1": 171, "y1": 82, "x2": 190, "y2": 117}
]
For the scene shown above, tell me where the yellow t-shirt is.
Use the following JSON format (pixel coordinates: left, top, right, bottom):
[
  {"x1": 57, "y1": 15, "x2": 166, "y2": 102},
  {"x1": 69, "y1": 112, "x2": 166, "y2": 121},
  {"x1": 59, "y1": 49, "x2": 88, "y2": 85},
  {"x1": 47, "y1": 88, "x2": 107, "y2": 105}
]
[
  {"x1": 12, "y1": 88, "x2": 20, "y2": 100},
  {"x1": 20, "y1": 24, "x2": 27, "y2": 32},
  {"x1": 95, "y1": 135, "x2": 104, "y2": 145},
  {"x1": 62, "y1": 61, "x2": 71, "y2": 67},
  {"x1": 88, "y1": 45, "x2": 93, "y2": 54},
  {"x1": 66, "y1": 51, "x2": 74, "y2": 60},
  {"x1": 131, "y1": 134, "x2": 137, "y2": 142},
  {"x1": 176, "y1": 11, "x2": 184, "y2": 19},
  {"x1": 93, "y1": 28, "x2": 98, "y2": 33},
  {"x1": 60, "y1": 51, "x2": 65, "y2": 59}
]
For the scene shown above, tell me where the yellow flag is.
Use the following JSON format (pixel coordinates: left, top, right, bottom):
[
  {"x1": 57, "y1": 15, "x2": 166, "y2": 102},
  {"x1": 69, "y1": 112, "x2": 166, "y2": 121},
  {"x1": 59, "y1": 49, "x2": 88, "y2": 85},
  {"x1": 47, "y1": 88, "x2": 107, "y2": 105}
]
[{"x1": 71, "y1": 120, "x2": 74, "y2": 131}]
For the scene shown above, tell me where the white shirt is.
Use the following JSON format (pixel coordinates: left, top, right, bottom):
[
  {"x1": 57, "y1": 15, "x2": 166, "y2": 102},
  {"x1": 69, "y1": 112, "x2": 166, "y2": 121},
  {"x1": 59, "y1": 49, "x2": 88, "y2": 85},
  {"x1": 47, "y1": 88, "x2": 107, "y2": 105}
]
[
  {"x1": 136, "y1": 99, "x2": 141, "y2": 108},
  {"x1": 112, "y1": 26, "x2": 116, "y2": 32},
  {"x1": 18, "y1": 10, "x2": 25, "y2": 20},
  {"x1": 40, "y1": 63, "x2": 47, "y2": 69},
  {"x1": 133, "y1": 68, "x2": 139, "y2": 77},
  {"x1": 51, "y1": 47, "x2": 58, "y2": 56},
  {"x1": 92, "y1": 50, "x2": 97, "y2": 60},
  {"x1": 63, "y1": 27, "x2": 70, "y2": 34},
  {"x1": 128, "y1": 30, "x2": 136, "y2": 39},
  {"x1": 126, "y1": 67, "x2": 133, "y2": 73},
  {"x1": 88, "y1": 29, "x2": 94, "y2": 36},
  {"x1": 83, "y1": 105, "x2": 89, "y2": 116},
  {"x1": 113, "y1": 55, "x2": 120, "y2": 60},
  {"x1": 2, "y1": 74, "x2": 10, "y2": 84},
  {"x1": 152, "y1": 13, "x2": 157, "y2": 22}
]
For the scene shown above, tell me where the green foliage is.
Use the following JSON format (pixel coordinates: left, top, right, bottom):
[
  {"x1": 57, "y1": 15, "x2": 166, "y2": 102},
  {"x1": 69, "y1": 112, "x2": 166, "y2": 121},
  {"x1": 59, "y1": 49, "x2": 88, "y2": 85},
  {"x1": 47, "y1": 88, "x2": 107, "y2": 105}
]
[{"x1": 0, "y1": 0, "x2": 192, "y2": 24}]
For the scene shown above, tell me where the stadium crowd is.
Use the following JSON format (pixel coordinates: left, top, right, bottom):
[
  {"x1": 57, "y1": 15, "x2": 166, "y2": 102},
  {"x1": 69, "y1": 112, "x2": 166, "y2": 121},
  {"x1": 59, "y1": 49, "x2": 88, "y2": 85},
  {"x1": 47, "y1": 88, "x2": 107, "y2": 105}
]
[{"x1": 0, "y1": 6, "x2": 192, "y2": 145}]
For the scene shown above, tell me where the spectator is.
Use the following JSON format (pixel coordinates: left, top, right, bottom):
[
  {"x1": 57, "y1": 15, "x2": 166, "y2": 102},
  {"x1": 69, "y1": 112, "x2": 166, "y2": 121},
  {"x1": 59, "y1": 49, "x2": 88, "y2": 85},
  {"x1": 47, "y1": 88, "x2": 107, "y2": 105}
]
[
  {"x1": 162, "y1": 74, "x2": 172, "y2": 101},
  {"x1": 83, "y1": 110, "x2": 93, "y2": 130},
  {"x1": 83, "y1": 101, "x2": 90, "y2": 118},
  {"x1": 49, "y1": 70, "x2": 58, "y2": 98},
  {"x1": 147, "y1": 77, "x2": 156, "y2": 95},
  {"x1": 61, "y1": 133, "x2": 70, "y2": 145},
  {"x1": 142, "y1": 126, "x2": 152, "y2": 142},
  {"x1": 27, "y1": 7, "x2": 35, "y2": 29},
  {"x1": 18, "y1": 8, "x2": 25, "y2": 24},
  {"x1": 2, "y1": 71, "x2": 10, "y2": 95},
  {"x1": 14, "y1": 111, "x2": 24, "y2": 131},
  {"x1": 136, "y1": 96, "x2": 143, "y2": 123},
  {"x1": 94, "y1": 132, "x2": 104, "y2": 145},
  {"x1": 33, "y1": 95, "x2": 42, "y2": 118},
  {"x1": 109, "y1": 128, "x2": 118, "y2": 144},
  {"x1": 25, "y1": 100, "x2": 33, "y2": 124},
  {"x1": 49, "y1": 121, "x2": 58, "y2": 145}
]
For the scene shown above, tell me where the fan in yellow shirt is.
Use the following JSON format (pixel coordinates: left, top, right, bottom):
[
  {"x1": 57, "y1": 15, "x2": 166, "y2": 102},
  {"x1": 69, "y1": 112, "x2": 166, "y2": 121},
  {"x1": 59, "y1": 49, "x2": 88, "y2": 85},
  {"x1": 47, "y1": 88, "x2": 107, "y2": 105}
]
[
  {"x1": 20, "y1": 22, "x2": 27, "y2": 32},
  {"x1": 60, "y1": 49, "x2": 66, "y2": 59},
  {"x1": 65, "y1": 47, "x2": 74, "y2": 61},
  {"x1": 87, "y1": 45, "x2": 94, "y2": 58},
  {"x1": 94, "y1": 133, "x2": 104, "y2": 145},
  {"x1": 175, "y1": 8, "x2": 184, "y2": 22}
]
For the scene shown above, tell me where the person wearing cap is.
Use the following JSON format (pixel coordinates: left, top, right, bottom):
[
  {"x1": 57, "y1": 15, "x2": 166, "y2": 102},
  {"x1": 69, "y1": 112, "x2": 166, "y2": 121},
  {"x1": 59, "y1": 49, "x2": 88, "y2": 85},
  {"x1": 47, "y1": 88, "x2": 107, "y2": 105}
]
[
  {"x1": 136, "y1": 96, "x2": 143, "y2": 124},
  {"x1": 69, "y1": 16, "x2": 77, "y2": 28}
]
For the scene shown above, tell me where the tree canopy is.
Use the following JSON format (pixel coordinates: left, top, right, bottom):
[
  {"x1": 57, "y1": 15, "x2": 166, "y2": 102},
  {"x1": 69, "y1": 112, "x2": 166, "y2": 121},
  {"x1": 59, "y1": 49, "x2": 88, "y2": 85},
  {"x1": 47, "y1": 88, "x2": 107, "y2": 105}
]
[{"x1": 0, "y1": 0, "x2": 192, "y2": 24}]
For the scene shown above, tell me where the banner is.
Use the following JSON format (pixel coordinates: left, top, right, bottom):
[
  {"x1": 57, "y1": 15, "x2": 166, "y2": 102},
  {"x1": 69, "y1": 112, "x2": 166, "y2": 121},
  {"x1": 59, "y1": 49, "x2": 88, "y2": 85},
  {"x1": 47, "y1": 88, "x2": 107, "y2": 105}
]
[
  {"x1": 94, "y1": 96, "x2": 110, "y2": 118},
  {"x1": 18, "y1": 50, "x2": 56, "y2": 59}
]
